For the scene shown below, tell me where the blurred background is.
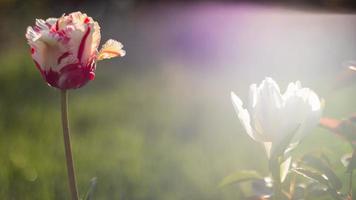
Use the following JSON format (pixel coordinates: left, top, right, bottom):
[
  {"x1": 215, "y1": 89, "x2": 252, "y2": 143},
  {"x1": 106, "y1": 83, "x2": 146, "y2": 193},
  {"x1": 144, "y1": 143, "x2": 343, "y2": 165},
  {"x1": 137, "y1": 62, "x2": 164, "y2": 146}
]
[{"x1": 0, "y1": 0, "x2": 355, "y2": 199}]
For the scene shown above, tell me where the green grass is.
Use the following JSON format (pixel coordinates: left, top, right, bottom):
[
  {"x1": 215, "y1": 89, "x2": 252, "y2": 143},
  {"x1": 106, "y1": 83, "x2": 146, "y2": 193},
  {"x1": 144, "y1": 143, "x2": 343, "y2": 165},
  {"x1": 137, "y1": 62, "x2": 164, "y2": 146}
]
[{"x1": 0, "y1": 47, "x2": 355, "y2": 200}]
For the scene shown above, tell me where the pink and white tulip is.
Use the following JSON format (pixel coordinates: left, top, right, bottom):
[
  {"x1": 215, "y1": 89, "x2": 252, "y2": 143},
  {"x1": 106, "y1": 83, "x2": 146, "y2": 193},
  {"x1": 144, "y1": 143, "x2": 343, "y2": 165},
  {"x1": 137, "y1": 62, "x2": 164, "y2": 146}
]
[{"x1": 26, "y1": 12, "x2": 125, "y2": 89}]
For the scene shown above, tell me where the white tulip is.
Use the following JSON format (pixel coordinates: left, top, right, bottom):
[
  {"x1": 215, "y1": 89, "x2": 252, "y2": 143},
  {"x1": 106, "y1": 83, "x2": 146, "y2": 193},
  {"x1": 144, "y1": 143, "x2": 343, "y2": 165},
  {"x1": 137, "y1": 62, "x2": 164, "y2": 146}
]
[{"x1": 231, "y1": 77, "x2": 322, "y2": 145}]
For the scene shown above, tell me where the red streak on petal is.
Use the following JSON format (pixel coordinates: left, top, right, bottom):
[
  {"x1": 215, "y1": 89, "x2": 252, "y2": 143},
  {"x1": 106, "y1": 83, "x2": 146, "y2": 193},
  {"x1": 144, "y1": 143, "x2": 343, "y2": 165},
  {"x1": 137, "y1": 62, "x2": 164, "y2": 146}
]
[
  {"x1": 44, "y1": 69, "x2": 60, "y2": 88},
  {"x1": 57, "y1": 52, "x2": 70, "y2": 64},
  {"x1": 33, "y1": 26, "x2": 41, "y2": 32},
  {"x1": 60, "y1": 62, "x2": 81, "y2": 73},
  {"x1": 55, "y1": 20, "x2": 59, "y2": 31},
  {"x1": 89, "y1": 72, "x2": 95, "y2": 80},
  {"x1": 31, "y1": 48, "x2": 35, "y2": 54},
  {"x1": 84, "y1": 17, "x2": 90, "y2": 24},
  {"x1": 57, "y1": 63, "x2": 93, "y2": 89},
  {"x1": 33, "y1": 59, "x2": 46, "y2": 80},
  {"x1": 45, "y1": 22, "x2": 52, "y2": 28},
  {"x1": 77, "y1": 26, "x2": 91, "y2": 62},
  {"x1": 33, "y1": 60, "x2": 43, "y2": 72}
]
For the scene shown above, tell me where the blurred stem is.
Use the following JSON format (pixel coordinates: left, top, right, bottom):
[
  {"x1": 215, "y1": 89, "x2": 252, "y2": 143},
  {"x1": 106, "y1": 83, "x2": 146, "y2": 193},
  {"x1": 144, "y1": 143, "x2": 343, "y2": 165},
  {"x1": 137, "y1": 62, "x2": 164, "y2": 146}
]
[
  {"x1": 61, "y1": 89, "x2": 79, "y2": 200},
  {"x1": 348, "y1": 148, "x2": 355, "y2": 200},
  {"x1": 270, "y1": 156, "x2": 283, "y2": 200},
  {"x1": 289, "y1": 173, "x2": 296, "y2": 198},
  {"x1": 349, "y1": 170, "x2": 353, "y2": 199}
]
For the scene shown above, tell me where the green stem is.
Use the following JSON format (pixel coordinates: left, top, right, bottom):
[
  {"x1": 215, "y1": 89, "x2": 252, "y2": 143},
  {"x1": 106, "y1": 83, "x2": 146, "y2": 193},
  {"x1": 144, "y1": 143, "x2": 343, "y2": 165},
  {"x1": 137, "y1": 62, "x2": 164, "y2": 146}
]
[
  {"x1": 270, "y1": 156, "x2": 283, "y2": 200},
  {"x1": 61, "y1": 90, "x2": 79, "y2": 200},
  {"x1": 348, "y1": 148, "x2": 355, "y2": 200},
  {"x1": 349, "y1": 170, "x2": 353, "y2": 199}
]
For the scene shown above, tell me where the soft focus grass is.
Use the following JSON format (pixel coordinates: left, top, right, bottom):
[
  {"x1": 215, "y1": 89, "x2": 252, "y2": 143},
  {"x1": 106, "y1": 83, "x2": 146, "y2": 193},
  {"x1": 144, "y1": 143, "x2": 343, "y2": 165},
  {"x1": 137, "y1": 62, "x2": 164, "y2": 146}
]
[
  {"x1": 0, "y1": 49, "x2": 253, "y2": 200},
  {"x1": 0, "y1": 46, "x2": 355, "y2": 200}
]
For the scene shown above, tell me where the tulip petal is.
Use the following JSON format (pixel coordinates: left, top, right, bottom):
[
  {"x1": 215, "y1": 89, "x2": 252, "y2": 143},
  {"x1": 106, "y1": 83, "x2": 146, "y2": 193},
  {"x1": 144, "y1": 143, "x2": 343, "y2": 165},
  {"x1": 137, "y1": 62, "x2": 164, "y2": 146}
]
[
  {"x1": 97, "y1": 39, "x2": 126, "y2": 61},
  {"x1": 280, "y1": 156, "x2": 292, "y2": 183},
  {"x1": 252, "y1": 77, "x2": 284, "y2": 141},
  {"x1": 231, "y1": 92, "x2": 259, "y2": 141},
  {"x1": 307, "y1": 90, "x2": 321, "y2": 111},
  {"x1": 79, "y1": 21, "x2": 101, "y2": 65},
  {"x1": 57, "y1": 54, "x2": 79, "y2": 69},
  {"x1": 248, "y1": 84, "x2": 258, "y2": 109},
  {"x1": 56, "y1": 12, "x2": 100, "y2": 65},
  {"x1": 283, "y1": 85, "x2": 322, "y2": 142},
  {"x1": 26, "y1": 26, "x2": 41, "y2": 42},
  {"x1": 35, "y1": 19, "x2": 50, "y2": 30}
]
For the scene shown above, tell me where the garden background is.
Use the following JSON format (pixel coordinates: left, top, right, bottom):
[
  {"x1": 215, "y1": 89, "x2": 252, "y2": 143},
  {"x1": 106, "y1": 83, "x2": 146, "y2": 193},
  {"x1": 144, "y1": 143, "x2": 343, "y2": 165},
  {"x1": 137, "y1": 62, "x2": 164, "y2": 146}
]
[{"x1": 0, "y1": 0, "x2": 355, "y2": 199}]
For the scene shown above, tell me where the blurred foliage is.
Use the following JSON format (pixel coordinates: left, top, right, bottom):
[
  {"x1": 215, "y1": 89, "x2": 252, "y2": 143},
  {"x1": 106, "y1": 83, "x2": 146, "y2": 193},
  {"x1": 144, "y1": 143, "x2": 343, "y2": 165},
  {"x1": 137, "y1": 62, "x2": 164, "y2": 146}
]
[
  {"x1": 0, "y1": 48, "x2": 257, "y2": 199},
  {"x1": 0, "y1": 46, "x2": 354, "y2": 199},
  {"x1": 0, "y1": 0, "x2": 356, "y2": 199}
]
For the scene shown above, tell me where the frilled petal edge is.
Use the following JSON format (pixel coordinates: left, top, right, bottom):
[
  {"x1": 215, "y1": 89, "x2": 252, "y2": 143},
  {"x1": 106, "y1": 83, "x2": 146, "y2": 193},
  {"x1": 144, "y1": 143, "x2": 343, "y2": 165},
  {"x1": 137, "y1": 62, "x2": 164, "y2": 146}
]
[{"x1": 97, "y1": 39, "x2": 126, "y2": 61}]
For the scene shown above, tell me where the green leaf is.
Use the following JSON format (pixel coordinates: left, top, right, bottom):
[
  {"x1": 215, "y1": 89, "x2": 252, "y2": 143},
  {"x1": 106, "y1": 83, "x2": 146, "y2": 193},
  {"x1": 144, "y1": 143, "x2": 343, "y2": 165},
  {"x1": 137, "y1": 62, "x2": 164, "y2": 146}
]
[
  {"x1": 267, "y1": 126, "x2": 300, "y2": 185},
  {"x1": 251, "y1": 179, "x2": 273, "y2": 196},
  {"x1": 280, "y1": 156, "x2": 291, "y2": 183},
  {"x1": 305, "y1": 182, "x2": 328, "y2": 198},
  {"x1": 293, "y1": 168, "x2": 343, "y2": 200},
  {"x1": 245, "y1": 195, "x2": 271, "y2": 200},
  {"x1": 320, "y1": 153, "x2": 332, "y2": 166},
  {"x1": 319, "y1": 116, "x2": 356, "y2": 144},
  {"x1": 337, "y1": 119, "x2": 356, "y2": 143},
  {"x1": 302, "y1": 155, "x2": 342, "y2": 190},
  {"x1": 341, "y1": 153, "x2": 352, "y2": 168},
  {"x1": 293, "y1": 184, "x2": 306, "y2": 200},
  {"x1": 82, "y1": 177, "x2": 97, "y2": 200},
  {"x1": 219, "y1": 170, "x2": 262, "y2": 188},
  {"x1": 293, "y1": 168, "x2": 329, "y2": 186},
  {"x1": 347, "y1": 150, "x2": 356, "y2": 173}
]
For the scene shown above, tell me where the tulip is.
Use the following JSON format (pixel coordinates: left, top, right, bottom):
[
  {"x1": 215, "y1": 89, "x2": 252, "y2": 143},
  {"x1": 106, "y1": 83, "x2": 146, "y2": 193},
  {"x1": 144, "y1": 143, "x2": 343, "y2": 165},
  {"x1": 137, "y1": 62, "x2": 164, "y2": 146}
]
[
  {"x1": 26, "y1": 11, "x2": 125, "y2": 89},
  {"x1": 25, "y1": 12, "x2": 126, "y2": 200},
  {"x1": 231, "y1": 77, "x2": 322, "y2": 199},
  {"x1": 231, "y1": 77, "x2": 322, "y2": 145}
]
